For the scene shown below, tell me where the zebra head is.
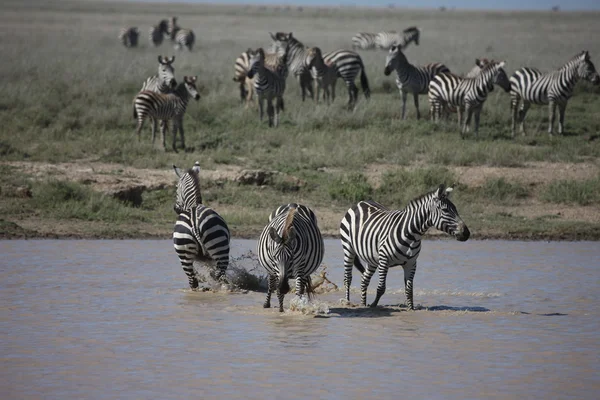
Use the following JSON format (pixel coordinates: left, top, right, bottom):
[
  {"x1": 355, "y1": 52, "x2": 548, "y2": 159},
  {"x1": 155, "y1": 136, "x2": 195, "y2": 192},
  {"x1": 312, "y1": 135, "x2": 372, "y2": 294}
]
[
  {"x1": 172, "y1": 161, "x2": 202, "y2": 213},
  {"x1": 493, "y1": 62, "x2": 511, "y2": 93},
  {"x1": 578, "y1": 51, "x2": 599, "y2": 85},
  {"x1": 476, "y1": 61, "x2": 507, "y2": 93},
  {"x1": 305, "y1": 47, "x2": 323, "y2": 69},
  {"x1": 268, "y1": 32, "x2": 296, "y2": 61},
  {"x1": 183, "y1": 76, "x2": 201, "y2": 100},
  {"x1": 158, "y1": 55, "x2": 177, "y2": 89},
  {"x1": 247, "y1": 48, "x2": 264, "y2": 79},
  {"x1": 427, "y1": 184, "x2": 470, "y2": 242},
  {"x1": 384, "y1": 45, "x2": 407, "y2": 76},
  {"x1": 268, "y1": 207, "x2": 298, "y2": 289}
]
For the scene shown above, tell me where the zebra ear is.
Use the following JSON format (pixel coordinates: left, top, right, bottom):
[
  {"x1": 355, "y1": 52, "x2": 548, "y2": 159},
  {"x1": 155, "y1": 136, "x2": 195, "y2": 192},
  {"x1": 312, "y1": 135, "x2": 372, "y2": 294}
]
[
  {"x1": 436, "y1": 184, "x2": 447, "y2": 199},
  {"x1": 475, "y1": 58, "x2": 482, "y2": 67},
  {"x1": 269, "y1": 227, "x2": 283, "y2": 244},
  {"x1": 158, "y1": 55, "x2": 164, "y2": 64},
  {"x1": 269, "y1": 32, "x2": 276, "y2": 41},
  {"x1": 173, "y1": 165, "x2": 184, "y2": 178},
  {"x1": 192, "y1": 161, "x2": 200, "y2": 173},
  {"x1": 583, "y1": 50, "x2": 590, "y2": 60},
  {"x1": 289, "y1": 32, "x2": 293, "y2": 39},
  {"x1": 191, "y1": 76, "x2": 197, "y2": 82},
  {"x1": 498, "y1": 61, "x2": 506, "y2": 68},
  {"x1": 168, "y1": 56, "x2": 175, "y2": 63}
]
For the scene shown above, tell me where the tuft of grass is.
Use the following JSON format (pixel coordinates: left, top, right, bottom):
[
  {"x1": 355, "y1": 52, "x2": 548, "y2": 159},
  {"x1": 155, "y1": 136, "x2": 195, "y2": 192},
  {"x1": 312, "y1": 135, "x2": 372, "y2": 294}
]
[
  {"x1": 540, "y1": 176, "x2": 600, "y2": 206},
  {"x1": 328, "y1": 174, "x2": 373, "y2": 204},
  {"x1": 481, "y1": 178, "x2": 530, "y2": 203}
]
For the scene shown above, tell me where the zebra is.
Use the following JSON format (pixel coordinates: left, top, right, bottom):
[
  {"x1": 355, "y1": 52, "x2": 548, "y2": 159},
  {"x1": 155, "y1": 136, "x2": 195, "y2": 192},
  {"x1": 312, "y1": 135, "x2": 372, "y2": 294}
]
[
  {"x1": 233, "y1": 46, "x2": 289, "y2": 108},
  {"x1": 340, "y1": 184, "x2": 470, "y2": 310},
  {"x1": 384, "y1": 44, "x2": 450, "y2": 119},
  {"x1": 510, "y1": 50, "x2": 599, "y2": 137},
  {"x1": 149, "y1": 19, "x2": 169, "y2": 47},
  {"x1": 173, "y1": 162, "x2": 230, "y2": 289},
  {"x1": 306, "y1": 47, "x2": 338, "y2": 105},
  {"x1": 118, "y1": 27, "x2": 139, "y2": 48},
  {"x1": 465, "y1": 58, "x2": 496, "y2": 78},
  {"x1": 257, "y1": 204, "x2": 324, "y2": 312},
  {"x1": 269, "y1": 32, "x2": 314, "y2": 101},
  {"x1": 247, "y1": 47, "x2": 287, "y2": 127},
  {"x1": 167, "y1": 16, "x2": 195, "y2": 51},
  {"x1": 351, "y1": 26, "x2": 420, "y2": 51},
  {"x1": 140, "y1": 55, "x2": 177, "y2": 93},
  {"x1": 321, "y1": 48, "x2": 371, "y2": 108},
  {"x1": 133, "y1": 75, "x2": 200, "y2": 152},
  {"x1": 429, "y1": 61, "x2": 510, "y2": 137}
]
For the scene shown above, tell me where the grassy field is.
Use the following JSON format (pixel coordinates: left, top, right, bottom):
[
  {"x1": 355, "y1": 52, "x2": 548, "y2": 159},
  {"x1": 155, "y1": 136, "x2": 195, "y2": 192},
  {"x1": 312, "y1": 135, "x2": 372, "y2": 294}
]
[{"x1": 1, "y1": 0, "x2": 599, "y2": 240}]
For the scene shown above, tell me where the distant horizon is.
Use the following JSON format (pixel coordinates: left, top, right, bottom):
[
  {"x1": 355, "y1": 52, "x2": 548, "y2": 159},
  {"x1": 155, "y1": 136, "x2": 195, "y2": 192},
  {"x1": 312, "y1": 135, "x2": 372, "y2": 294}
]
[{"x1": 124, "y1": 0, "x2": 600, "y2": 11}]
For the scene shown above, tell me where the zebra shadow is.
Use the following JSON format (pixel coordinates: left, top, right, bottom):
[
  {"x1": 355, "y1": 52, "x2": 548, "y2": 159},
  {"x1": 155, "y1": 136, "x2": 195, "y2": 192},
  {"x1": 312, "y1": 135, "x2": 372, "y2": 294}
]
[
  {"x1": 419, "y1": 305, "x2": 491, "y2": 312},
  {"x1": 328, "y1": 305, "x2": 405, "y2": 318}
]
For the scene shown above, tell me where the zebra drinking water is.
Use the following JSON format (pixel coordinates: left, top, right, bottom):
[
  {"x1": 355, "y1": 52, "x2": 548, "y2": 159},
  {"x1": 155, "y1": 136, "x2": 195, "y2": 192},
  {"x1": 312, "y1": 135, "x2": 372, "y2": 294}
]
[
  {"x1": 429, "y1": 61, "x2": 510, "y2": 137},
  {"x1": 384, "y1": 45, "x2": 450, "y2": 120},
  {"x1": 247, "y1": 47, "x2": 287, "y2": 127},
  {"x1": 257, "y1": 204, "x2": 324, "y2": 312},
  {"x1": 173, "y1": 162, "x2": 230, "y2": 289},
  {"x1": 133, "y1": 75, "x2": 200, "y2": 152},
  {"x1": 509, "y1": 50, "x2": 599, "y2": 136},
  {"x1": 340, "y1": 184, "x2": 470, "y2": 310}
]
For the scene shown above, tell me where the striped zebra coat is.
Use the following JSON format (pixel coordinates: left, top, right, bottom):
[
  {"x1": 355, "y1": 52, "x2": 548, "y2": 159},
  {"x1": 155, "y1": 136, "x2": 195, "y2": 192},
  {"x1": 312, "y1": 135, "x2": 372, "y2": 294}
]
[
  {"x1": 384, "y1": 45, "x2": 450, "y2": 119},
  {"x1": 140, "y1": 55, "x2": 177, "y2": 93},
  {"x1": 168, "y1": 16, "x2": 195, "y2": 51},
  {"x1": 510, "y1": 50, "x2": 599, "y2": 136},
  {"x1": 269, "y1": 32, "x2": 314, "y2": 101},
  {"x1": 340, "y1": 185, "x2": 470, "y2": 309},
  {"x1": 306, "y1": 47, "x2": 338, "y2": 105},
  {"x1": 149, "y1": 20, "x2": 169, "y2": 47},
  {"x1": 258, "y1": 204, "x2": 324, "y2": 312},
  {"x1": 351, "y1": 26, "x2": 420, "y2": 51},
  {"x1": 173, "y1": 162, "x2": 230, "y2": 289},
  {"x1": 247, "y1": 47, "x2": 287, "y2": 127},
  {"x1": 118, "y1": 27, "x2": 139, "y2": 48},
  {"x1": 429, "y1": 61, "x2": 509, "y2": 137},
  {"x1": 321, "y1": 48, "x2": 371, "y2": 107},
  {"x1": 133, "y1": 76, "x2": 200, "y2": 151}
]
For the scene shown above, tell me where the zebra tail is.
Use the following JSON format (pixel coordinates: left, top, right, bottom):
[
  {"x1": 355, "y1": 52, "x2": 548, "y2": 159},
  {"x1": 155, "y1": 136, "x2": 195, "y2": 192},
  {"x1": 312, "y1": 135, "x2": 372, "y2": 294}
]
[
  {"x1": 360, "y1": 65, "x2": 370, "y2": 99},
  {"x1": 353, "y1": 257, "x2": 365, "y2": 274}
]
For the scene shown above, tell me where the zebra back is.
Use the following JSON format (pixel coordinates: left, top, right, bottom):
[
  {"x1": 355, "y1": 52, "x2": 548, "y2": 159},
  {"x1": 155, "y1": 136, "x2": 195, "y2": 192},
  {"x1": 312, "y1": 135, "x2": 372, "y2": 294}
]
[
  {"x1": 134, "y1": 76, "x2": 199, "y2": 121},
  {"x1": 351, "y1": 32, "x2": 379, "y2": 50},
  {"x1": 385, "y1": 46, "x2": 450, "y2": 94},
  {"x1": 376, "y1": 26, "x2": 420, "y2": 50}
]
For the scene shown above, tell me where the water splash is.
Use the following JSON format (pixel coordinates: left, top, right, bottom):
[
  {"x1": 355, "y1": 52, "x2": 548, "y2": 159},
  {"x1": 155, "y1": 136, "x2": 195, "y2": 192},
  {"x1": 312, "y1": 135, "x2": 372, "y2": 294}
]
[{"x1": 288, "y1": 296, "x2": 330, "y2": 315}]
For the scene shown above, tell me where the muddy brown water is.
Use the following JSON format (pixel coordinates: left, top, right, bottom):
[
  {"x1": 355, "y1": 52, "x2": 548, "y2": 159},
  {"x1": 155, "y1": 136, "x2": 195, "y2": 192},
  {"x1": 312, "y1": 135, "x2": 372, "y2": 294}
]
[{"x1": 2, "y1": 239, "x2": 599, "y2": 399}]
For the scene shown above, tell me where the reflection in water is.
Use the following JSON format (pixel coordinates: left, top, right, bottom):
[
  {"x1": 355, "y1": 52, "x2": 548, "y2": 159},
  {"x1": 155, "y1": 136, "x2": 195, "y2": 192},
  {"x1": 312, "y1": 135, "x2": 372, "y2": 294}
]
[{"x1": 1, "y1": 239, "x2": 599, "y2": 399}]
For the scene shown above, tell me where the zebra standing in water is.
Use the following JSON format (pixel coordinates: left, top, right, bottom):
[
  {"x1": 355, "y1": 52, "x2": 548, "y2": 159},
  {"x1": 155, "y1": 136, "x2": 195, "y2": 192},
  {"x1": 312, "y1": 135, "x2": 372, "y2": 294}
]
[
  {"x1": 173, "y1": 162, "x2": 230, "y2": 289},
  {"x1": 133, "y1": 76, "x2": 200, "y2": 151},
  {"x1": 306, "y1": 47, "x2": 338, "y2": 105},
  {"x1": 384, "y1": 45, "x2": 450, "y2": 119},
  {"x1": 247, "y1": 47, "x2": 287, "y2": 127},
  {"x1": 510, "y1": 50, "x2": 599, "y2": 136},
  {"x1": 118, "y1": 27, "x2": 139, "y2": 48},
  {"x1": 352, "y1": 26, "x2": 420, "y2": 51},
  {"x1": 168, "y1": 16, "x2": 195, "y2": 51},
  {"x1": 429, "y1": 61, "x2": 510, "y2": 137},
  {"x1": 269, "y1": 32, "x2": 314, "y2": 101},
  {"x1": 258, "y1": 204, "x2": 324, "y2": 312},
  {"x1": 340, "y1": 185, "x2": 470, "y2": 310},
  {"x1": 149, "y1": 20, "x2": 169, "y2": 47}
]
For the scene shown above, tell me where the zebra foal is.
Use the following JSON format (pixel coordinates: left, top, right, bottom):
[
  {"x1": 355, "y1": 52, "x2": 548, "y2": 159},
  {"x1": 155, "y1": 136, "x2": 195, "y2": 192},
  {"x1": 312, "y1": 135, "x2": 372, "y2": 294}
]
[
  {"x1": 173, "y1": 162, "x2": 230, "y2": 289},
  {"x1": 118, "y1": 27, "x2": 139, "y2": 48},
  {"x1": 340, "y1": 185, "x2": 470, "y2": 309},
  {"x1": 306, "y1": 47, "x2": 338, "y2": 105},
  {"x1": 247, "y1": 48, "x2": 287, "y2": 127},
  {"x1": 133, "y1": 75, "x2": 200, "y2": 152},
  {"x1": 258, "y1": 204, "x2": 324, "y2": 312},
  {"x1": 510, "y1": 50, "x2": 599, "y2": 136},
  {"x1": 384, "y1": 45, "x2": 450, "y2": 119},
  {"x1": 269, "y1": 32, "x2": 314, "y2": 101},
  {"x1": 168, "y1": 16, "x2": 195, "y2": 51}
]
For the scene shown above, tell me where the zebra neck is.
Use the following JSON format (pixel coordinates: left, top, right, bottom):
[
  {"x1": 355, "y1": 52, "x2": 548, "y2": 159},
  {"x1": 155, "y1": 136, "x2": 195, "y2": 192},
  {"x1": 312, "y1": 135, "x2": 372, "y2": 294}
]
[
  {"x1": 173, "y1": 84, "x2": 191, "y2": 103},
  {"x1": 474, "y1": 69, "x2": 496, "y2": 95},
  {"x1": 403, "y1": 196, "x2": 435, "y2": 238},
  {"x1": 557, "y1": 64, "x2": 581, "y2": 91},
  {"x1": 394, "y1": 63, "x2": 413, "y2": 83}
]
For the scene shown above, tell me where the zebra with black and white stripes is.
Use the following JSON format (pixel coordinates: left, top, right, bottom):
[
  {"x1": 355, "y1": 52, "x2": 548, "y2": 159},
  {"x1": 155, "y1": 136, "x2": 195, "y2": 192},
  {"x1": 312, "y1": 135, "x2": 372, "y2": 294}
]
[
  {"x1": 140, "y1": 55, "x2": 177, "y2": 93},
  {"x1": 429, "y1": 61, "x2": 510, "y2": 137},
  {"x1": 247, "y1": 47, "x2": 287, "y2": 127},
  {"x1": 118, "y1": 27, "x2": 139, "y2": 48},
  {"x1": 149, "y1": 19, "x2": 169, "y2": 47},
  {"x1": 168, "y1": 16, "x2": 195, "y2": 51},
  {"x1": 321, "y1": 48, "x2": 371, "y2": 107},
  {"x1": 133, "y1": 75, "x2": 200, "y2": 151},
  {"x1": 384, "y1": 44, "x2": 450, "y2": 119},
  {"x1": 269, "y1": 32, "x2": 314, "y2": 101},
  {"x1": 258, "y1": 204, "x2": 324, "y2": 312},
  {"x1": 340, "y1": 185, "x2": 470, "y2": 310},
  {"x1": 173, "y1": 162, "x2": 231, "y2": 289},
  {"x1": 352, "y1": 26, "x2": 420, "y2": 51},
  {"x1": 306, "y1": 47, "x2": 338, "y2": 105},
  {"x1": 510, "y1": 50, "x2": 599, "y2": 137}
]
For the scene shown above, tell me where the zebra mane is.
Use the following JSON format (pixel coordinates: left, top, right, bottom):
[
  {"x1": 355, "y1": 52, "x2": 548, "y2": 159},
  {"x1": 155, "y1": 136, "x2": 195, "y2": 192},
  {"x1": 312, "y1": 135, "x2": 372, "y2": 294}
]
[
  {"x1": 185, "y1": 167, "x2": 202, "y2": 205},
  {"x1": 282, "y1": 206, "x2": 297, "y2": 240},
  {"x1": 405, "y1": 185, "x2": 451, "y2": 210},
  {"x1": 561, "y1": 51, "x2": 590, "y2": 70}
]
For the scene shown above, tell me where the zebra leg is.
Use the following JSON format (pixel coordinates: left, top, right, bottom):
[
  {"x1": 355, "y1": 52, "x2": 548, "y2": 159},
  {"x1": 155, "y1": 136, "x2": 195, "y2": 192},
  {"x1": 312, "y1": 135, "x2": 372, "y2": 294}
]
[
  {"x1": 151, "y1": 119, "x2": 157, "y2": 145},
  {"x1": 135, "y1": 116, "x2": 145, "y2": 142},
  {"x1": 264, "y1": 274, "x2": 277, "y2": 308},
  {"x1": 548, "y1": 101, "x2": 557, "y2": 136},
  {"x1": 239, "y1": 82, "x2": 247, "y2": 104},
  {"x1": 172, "y1": 119, "x2": 179, "y2": 152},
  {"x1": 370, "y1": 263, "x2": 390, "y2": 308},
  {"x1": 267, "y1": 98, "x2": 275, "y2": 128},
  {"x1": 160, "y1": 119, "x2": 169, "y2": 151},
  {"x1": 179, "y1": 257, "x2": 199, "y2": 290},
  {"x1": 342, "y1": 250, "x2": 356, "y2": 302},
  {"x1": 274, "y1": 96, "x2": 282, "y2": 128},
  {"x1": 462, "y1": 106, "x2": 473, "y2": 138},
  {"x1": 558, "y1": 102, "x2": 567, "y2": 135},
  {"x1": 258, "y1": 96, "x2": 264, "y2": 122},
  {"x1": 400, "y1": 90, "x2": 408, "y2": 120},
  {"x1": 178, "y1": 116, "x2": 185, "y2": 151},
  {"x1": 276, "y1": 282, "x2": 286, "y2": 312},
  {"x1": 360, "y1": 266, "x2": 376, "y2": 307},
  {"x1": 403, "y1": 263, "x2": 417, "y2": 310},
  {"x1": 331, "y1": 79, "x2": 337, "y2": 103},
  {"x1": 298, "y1": 75, "x2": 306, "y2": 101},
  {"x1": 413, "y1": 93, "x2": 421, "y2": 120},
  {"x1": 519, "y1": 102, "x2": 531, "y2": 136},
  {"x1": 473, "y1": 107, "x2": 482, "y2": 137},
  {"x1": 511, "y1": 94, "x2": 520, "y2": 137}
]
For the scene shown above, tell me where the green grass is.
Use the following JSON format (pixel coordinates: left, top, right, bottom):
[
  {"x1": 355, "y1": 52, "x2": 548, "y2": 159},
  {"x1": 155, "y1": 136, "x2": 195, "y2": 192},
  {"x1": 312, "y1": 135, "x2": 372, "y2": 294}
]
[{"x1": 1, "y1": 0, "x2": 599, "y2": 239}]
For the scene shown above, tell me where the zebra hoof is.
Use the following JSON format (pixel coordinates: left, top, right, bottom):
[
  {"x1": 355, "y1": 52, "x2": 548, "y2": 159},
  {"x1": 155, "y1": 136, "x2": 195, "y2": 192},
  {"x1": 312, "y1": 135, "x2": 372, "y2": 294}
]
[
  {"x1": 278, "y1": 307, "x2": 284, "y2": 312},
  {"x1": 263, "y1": 302, "x2": 270, "y2": 308}
]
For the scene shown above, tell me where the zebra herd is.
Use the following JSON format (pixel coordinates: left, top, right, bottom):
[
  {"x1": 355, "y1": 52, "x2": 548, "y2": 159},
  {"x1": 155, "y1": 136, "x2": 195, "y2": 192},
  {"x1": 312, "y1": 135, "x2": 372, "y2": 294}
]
[
  {"x1": 233, "y1": 28, "x2": 598, "y2": 136},
  {"x1": 171, "y1": 161, "x2": 470, "y2": 312},
  {"x1": 119, "y1": 16, "x2": 195, "y2": 50}
]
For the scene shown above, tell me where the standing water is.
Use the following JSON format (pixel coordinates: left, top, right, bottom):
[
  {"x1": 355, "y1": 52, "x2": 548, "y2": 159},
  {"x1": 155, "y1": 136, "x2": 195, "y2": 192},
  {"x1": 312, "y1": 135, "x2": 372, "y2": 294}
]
[{"x1": 1, "y1": 239, "x2": 599, "y2": 399}]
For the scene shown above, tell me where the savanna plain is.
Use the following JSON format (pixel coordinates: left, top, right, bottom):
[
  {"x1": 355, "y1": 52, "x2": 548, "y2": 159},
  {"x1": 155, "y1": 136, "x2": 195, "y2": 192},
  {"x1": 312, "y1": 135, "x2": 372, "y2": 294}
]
[{"x1": 1, "y1": 0, "x2": 599, "y2": 240}]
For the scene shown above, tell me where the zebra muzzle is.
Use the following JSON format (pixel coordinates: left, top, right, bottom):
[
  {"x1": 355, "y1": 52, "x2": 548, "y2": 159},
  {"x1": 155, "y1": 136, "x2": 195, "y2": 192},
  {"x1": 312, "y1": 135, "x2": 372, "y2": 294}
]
[{"x1": 455, "y1": 224, "x2": 470, "y2": 242}]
